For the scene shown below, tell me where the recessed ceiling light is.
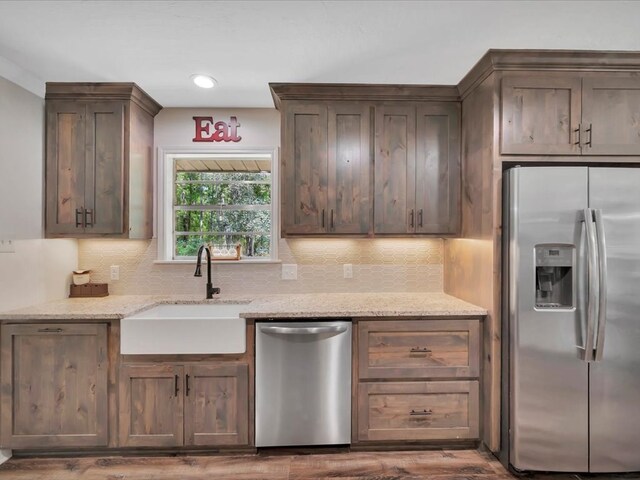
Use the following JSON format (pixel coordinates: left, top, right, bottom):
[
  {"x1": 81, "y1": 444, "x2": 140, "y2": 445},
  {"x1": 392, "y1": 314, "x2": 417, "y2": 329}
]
[{"x1": 191, "y1": 74, "x2": 217, "y2": 89}]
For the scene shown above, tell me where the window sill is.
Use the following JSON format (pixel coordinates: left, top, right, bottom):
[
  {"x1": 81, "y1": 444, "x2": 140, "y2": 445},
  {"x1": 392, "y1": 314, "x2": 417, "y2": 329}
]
[{"x1": 153, "y1": 259, "x2": 282, "y2": 265}]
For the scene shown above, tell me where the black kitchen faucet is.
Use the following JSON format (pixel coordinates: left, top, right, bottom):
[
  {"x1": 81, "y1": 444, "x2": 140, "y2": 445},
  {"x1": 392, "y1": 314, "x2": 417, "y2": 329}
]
[{"x1": 194, "y1": 245, "x2": 221, "y2": 299}]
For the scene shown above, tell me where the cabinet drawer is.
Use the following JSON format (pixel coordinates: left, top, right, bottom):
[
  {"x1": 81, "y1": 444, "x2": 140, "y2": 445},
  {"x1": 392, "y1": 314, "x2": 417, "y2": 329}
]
[
  {"x1": 358, "y1": 320, "x2": 480, "y2": 379},
  {"x1": 357, "y1": 381, "x2": 479, "y2": 442}
]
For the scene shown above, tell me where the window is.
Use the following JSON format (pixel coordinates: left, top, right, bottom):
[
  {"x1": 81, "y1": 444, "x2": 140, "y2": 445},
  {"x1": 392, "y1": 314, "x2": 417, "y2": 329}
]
[{"x1": 159, "y1": 150, "x2": 278, "y2": 262}]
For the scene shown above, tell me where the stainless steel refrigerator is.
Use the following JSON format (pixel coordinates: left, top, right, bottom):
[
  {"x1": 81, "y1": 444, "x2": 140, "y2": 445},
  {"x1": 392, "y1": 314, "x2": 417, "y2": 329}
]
[{"x1": 502, "y1": 166, "x2": 640, "y2": 473}]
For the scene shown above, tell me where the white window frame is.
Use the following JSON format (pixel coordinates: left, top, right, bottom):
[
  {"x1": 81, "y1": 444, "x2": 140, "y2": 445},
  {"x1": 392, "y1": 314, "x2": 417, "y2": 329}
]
[{"x1": 156, "y1": 146, "x2": 280, "y2": 263}]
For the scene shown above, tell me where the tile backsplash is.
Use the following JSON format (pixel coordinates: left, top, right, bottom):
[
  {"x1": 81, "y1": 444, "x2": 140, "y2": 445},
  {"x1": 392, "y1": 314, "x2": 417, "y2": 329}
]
[{"x1": 78, "y1": 238, "x2": 443, "y2": 295}]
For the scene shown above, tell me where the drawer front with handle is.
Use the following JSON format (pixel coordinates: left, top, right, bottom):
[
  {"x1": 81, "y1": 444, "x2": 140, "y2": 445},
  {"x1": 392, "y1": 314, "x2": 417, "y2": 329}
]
[
  {"x1": 357, "y1": 380, "x2": 479, "y2": 442},
  {"x1": 358, "y1": 319, "x2": 480, "y2": 379}
]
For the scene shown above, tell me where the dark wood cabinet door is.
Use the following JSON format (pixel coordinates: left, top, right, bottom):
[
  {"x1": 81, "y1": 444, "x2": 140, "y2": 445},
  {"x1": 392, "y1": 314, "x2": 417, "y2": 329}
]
[
  {"x1": 184, "y1": 364, "x2": 249, "y2": 446},
  {"x1": 501, "y1": 75, "x2": 582, "y2": 155},
  {"x1": 282, "y1": 103, "x2": 328, "y2": 235},
  {"x1": 0, "y1": 324, "x2": 108, "y2": 448},
  {"x1": 374, "y1": 104, "x2": 416, "y2": 234},
  {"x1": 582, "y1": 75, "x2": 640, "y2": 155},
  {"x1": 85, "y1": 102, "x2": 125, "y2": 234},
  {"x1": 119, "y1": 364, "x2": 183, "y2": 447},
  {"x1": 415, "y1": 103, "x2": 461, "y2": 234},
  {"x1": 45, "y1": 84, "x2": 159, "y2": 239},
  {"x1": 327, "y1": 103, "x2": 372, "y2": 234},
  {"x1": 45, "y1": 102, "x2": 86, "y2": 235},
  {"x1": 357, "y1": 380, "x2": 479, "y2": 442}
]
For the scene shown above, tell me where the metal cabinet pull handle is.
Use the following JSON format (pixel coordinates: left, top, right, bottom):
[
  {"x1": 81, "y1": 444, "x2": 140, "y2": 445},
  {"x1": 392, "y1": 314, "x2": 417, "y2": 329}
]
[
  {"x1": 321, "y1": 209, "x2": 325, "y2": 228},
  {"x1": 410, "y1": 346, "x2": 432, "y2": 353},
  {"x1": 260, "y1": 325, "x2": 347, "y2": 335},
  {"x1": 330, "y1": 209, "x2": 335, "y2": 230},
  {"x1": 410, "y1": 409, "x2": 433, "y2": 416},
  {"x1": 574, "y1": 124, "x2": 581, "y2": 146},
  {"x1": 38, "y1": 328, "x2": 63, "y2": 333},
  {"x1": 75, "y1": 207, "x2": 85, "y2": 228},
  {"x1": 418, "y1": 209, "x2": 423, "y2": 228},
  {"x1": 585, "y1": 123, "x2": 593, "y2": 147},
  {"x1": 84, "y1": 208, "x2": 94, "y2": 227},
  {"x1": 185, "y1": 374, "x2": 190, "y2": 396},
  {"x1": 409, "y1": 209, "x2": 414, "y2": 228},
  {"x1": 174, "y1": 374, "x2": 179, "y2": 397}
]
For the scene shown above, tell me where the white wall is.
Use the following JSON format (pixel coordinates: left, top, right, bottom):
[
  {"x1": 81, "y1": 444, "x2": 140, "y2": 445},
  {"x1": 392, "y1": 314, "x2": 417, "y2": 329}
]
[
  {"x1": 154, "y1": 108, "x2": 279, "y2": 147},
  {"x1": 0, "y1": 75, "x2": 45, "y2": 239},
  {"x1": 0, "y1": 76, "x2": 77, "y2": 313}
]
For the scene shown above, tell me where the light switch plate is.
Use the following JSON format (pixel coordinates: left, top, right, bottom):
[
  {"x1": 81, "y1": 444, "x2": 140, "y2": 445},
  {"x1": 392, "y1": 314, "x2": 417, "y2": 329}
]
[
  {"x1": 0, "y1": 240, "x2": 15, "y2": 253},
  {"x1": 110, "y1": 265, "x2": 120, "y2": 281},
  {"x1": 282, "y1": 264, "x2": 298, "y2": 280},
  {"x1": 343, "y1": 264, "x2": 353, "y2": 279}
]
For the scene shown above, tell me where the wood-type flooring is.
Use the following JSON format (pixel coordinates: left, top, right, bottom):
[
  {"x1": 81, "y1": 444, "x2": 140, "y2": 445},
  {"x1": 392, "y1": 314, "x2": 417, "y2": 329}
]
[{"x1": 1, "y1": 449, "x2": 639, "y2": 480}]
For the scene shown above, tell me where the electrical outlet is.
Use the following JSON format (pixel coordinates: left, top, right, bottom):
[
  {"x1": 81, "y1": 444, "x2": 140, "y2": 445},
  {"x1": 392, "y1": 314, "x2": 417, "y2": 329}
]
[
  {"x1": 343, "y1": 263, "x2": 353, "y2": 279},
  {"x1": 0, "y1": 240, "x2": 15, "y2": 253},
  {"x1": 110, "y1": 265, "x2": 120, "y2": 281},
  {"x1": 282, "y1": 264, "x2": 298, "y2": 280}
]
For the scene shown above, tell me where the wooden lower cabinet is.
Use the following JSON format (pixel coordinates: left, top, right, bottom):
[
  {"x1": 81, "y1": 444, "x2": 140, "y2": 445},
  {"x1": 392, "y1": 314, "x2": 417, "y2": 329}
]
[
  {"x1": 119, "y1": 364, "x2": 184, "y2": 447},
  {"x1": 119, "y1": 363, "x2": 249, "y2": 448},
  {"x1": 185, "y1": 364, "x2": 249, "y2": 446},
  {"x1": 358, "y1": 319, "x2": 480, "y2": 379},
  {"x1": 0, "y1": 323, "x2": 109, "y2": 449},
  {"x1": 357, "y1": 380, "x2": 479, "y2": 442},
  {"x1": 354, "y1": 318, "x2": 482, "y2": 445}
]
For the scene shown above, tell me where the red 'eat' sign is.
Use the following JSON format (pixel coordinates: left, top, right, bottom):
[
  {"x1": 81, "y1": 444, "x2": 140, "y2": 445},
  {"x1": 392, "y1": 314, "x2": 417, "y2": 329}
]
[{"x1": 192, "y1": 116, "x2": 242, "y2": 142}]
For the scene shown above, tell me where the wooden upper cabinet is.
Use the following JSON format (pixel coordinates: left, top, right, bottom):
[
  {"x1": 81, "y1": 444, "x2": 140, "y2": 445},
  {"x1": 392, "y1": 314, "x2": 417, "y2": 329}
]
[
  {"x1": 0, "y1": 324, "x2": 108, "y2": 449},
  {"x1": 45, "y1": 83, "x2": 161, "y2": 238},
  {"x1": 582, "y1": 76, "x2": 640, "y2": 155},
  {"x1": 327, "y1": 104, "x2": 371, "y2": 234},
  {"x1": 45, "y1": 102, "x2": 86, "y2": 236},
  {"x1": 84, "y1": 102, "x2": 125, "y2": 235},
  {"x1": 274, "y1": 84, "x2": 461, "y2": 236},
  {"x1": 374, "y1": 104, "x2": 416, "y2": 234},
  {"x1": 374, "y1": 103, "x2": 460, "y2": 235},
  {"x1": 282, "y1": 104, "x2": 329, "y2": 235},
  {"x1": 501, "y1": 74, "x2": 582, "y2": 155},
  {"x1": 415, "y1": 103, "x2": 460, "y2": 234},
  {"x1": 501, "y1": 73, "x2": 640, "y2": 156},
  {"x1": 282, "y1": 102, "x2": 371, "y2": 235}
]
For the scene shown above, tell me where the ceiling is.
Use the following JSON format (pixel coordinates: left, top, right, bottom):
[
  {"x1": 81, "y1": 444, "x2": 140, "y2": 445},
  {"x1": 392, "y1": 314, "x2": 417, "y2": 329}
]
[{"x1": 1, "y1": 1, "x2": 640, "y2": 108}]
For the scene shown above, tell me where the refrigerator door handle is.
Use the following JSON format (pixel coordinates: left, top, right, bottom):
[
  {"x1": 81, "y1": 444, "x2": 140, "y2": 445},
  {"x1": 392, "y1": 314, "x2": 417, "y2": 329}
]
[
  {"x1": 593, "y1": 208, "x2": 608, "y2": 361},
  {"x1": 583, "y1": 208, "x2": 598, "y2": 362}
]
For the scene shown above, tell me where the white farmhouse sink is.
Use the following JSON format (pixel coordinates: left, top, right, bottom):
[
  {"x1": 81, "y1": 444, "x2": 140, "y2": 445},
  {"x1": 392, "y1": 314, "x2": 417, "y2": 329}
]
[{"x1": 121, "y1": 304, "x2": 247, "y2": 355}]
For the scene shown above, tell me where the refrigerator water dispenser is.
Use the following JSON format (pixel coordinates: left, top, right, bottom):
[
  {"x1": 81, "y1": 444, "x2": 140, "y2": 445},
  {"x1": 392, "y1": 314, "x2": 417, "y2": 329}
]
[{"x1": 535, "y1": 245, "x2": 574, "y2": 309}]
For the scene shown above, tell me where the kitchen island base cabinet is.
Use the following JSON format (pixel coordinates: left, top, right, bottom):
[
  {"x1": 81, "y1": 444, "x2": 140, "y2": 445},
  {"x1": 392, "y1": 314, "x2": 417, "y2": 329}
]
[
  {"x1": 119, "y1": 363, "x2": 249, "y2": 448},
  {"x1": 0, "y1": 324, "x2": 108, "y2": 449}
]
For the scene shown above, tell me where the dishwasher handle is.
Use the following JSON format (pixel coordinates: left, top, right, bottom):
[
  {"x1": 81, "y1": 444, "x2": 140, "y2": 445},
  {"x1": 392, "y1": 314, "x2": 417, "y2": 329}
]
[{"x1": 259, "y1": 325, "x2": 348, "y2": 335}]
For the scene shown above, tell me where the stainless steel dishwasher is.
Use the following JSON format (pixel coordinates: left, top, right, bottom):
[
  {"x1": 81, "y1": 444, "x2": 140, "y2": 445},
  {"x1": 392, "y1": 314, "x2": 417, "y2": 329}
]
[{"x1": 255, "y1": 320, "x2": 352, "y2": 447}]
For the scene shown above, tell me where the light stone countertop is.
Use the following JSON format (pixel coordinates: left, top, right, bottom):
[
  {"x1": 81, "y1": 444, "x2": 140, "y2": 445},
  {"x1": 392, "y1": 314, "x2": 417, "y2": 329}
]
[
  {"x1": 239, "y1": 292, "x2": 486, "y2": 319},
  {"x1": 0, "y1": 292, "x2": 486, "y2": 321}
]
